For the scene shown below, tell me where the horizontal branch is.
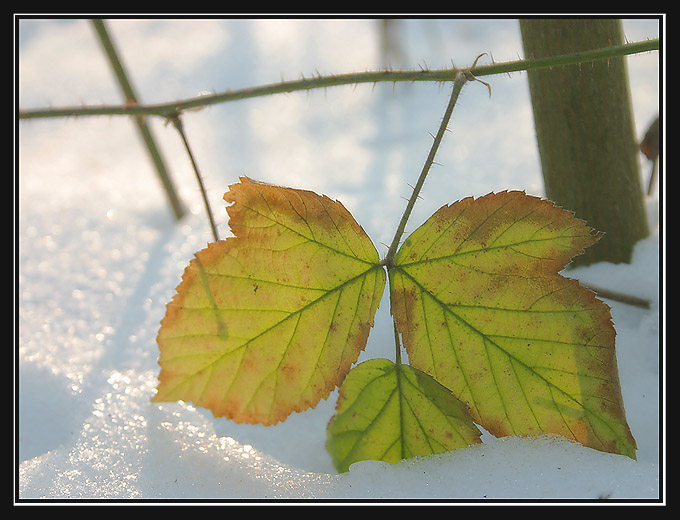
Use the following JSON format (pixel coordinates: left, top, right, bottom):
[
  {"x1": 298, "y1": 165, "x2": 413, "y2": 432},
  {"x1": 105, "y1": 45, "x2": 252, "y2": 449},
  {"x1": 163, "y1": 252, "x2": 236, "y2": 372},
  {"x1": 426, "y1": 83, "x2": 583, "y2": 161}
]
[
  {"x1": 18, "y1": 37, "x2": 658, "y2": 121},
  {"x1": 471, "y1": 36, "x2": 659, "y2": 77},
  {"x1": 581, "y1": 282, "x2": 651, "y2": 309}
]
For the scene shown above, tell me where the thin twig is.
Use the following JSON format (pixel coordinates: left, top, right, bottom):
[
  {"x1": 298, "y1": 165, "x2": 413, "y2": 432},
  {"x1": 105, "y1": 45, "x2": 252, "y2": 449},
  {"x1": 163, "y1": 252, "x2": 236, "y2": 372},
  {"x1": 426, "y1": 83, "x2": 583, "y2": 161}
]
[
  {"x1": 582, "y1": 282, "x2": 651, "y2": 309},
  {"x1": 91, "y1": 19, "x2": 185, "y2": 222},
  {"x1": 170, "y1": 116, "x2": 219, "y2": 243}
]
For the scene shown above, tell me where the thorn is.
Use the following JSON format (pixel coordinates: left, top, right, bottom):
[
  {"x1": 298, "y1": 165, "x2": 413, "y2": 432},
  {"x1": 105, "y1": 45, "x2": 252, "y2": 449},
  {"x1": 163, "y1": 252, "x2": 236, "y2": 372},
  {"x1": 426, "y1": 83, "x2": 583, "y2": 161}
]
[
  {"x1": 470, "y1": 52, "x2": 488, "y2": 68},
  {"x1": 458, "y1": 53, "x2": 492, "y2": 97},
  {"x1": 477, "y1": 77, "x2": 493, "y2": 98},
  {"x1": 406, "y1": 183, "x2": 424, "y2": 200}
]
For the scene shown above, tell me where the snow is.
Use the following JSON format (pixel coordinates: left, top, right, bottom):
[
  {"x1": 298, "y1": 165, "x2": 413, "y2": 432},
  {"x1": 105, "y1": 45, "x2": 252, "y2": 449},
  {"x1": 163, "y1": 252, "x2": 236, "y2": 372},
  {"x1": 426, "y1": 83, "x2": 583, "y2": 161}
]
[{"x1": 17, "y1": 18, "x2": 663, "y2": 503}]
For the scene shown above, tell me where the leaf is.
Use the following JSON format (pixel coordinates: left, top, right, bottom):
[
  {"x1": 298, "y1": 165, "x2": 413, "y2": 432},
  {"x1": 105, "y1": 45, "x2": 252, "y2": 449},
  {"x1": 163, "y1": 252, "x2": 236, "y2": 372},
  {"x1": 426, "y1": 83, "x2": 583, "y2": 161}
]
[
  {"x1": 389, "y1": 191, "x2": 637, "y2": 459},
  {"x1": 326, "y1": 358, "x2": 482, "y2": 473},
  {"x1": 153, "y1": 177, "x2": 386, "y2": 425}
]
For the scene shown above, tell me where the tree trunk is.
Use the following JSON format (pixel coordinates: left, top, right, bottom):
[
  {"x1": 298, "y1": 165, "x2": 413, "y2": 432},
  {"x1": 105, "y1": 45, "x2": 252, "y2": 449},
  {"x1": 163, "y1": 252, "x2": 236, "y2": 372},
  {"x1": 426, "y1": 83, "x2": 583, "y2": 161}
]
[{"x1": 520, "y1": 18, "x2": 648, "y2": 266}]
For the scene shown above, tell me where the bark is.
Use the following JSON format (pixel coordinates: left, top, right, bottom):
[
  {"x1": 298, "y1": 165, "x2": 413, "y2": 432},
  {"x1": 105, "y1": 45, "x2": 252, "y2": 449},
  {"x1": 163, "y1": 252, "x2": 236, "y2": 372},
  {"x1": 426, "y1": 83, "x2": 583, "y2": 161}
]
[{"x1": 520, "y1": 18, "x2": 648, "y2": 266}]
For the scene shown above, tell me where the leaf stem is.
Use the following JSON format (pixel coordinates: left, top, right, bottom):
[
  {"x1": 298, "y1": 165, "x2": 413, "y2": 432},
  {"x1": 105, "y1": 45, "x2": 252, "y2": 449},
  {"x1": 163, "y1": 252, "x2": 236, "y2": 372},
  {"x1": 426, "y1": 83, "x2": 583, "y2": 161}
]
[
  {"x1": 170, "y1": 116, "x2": 219, "y2": 242},
  {"x1": 392, "y1": 318, "x2": 403, "y2": 366},
  {"x1": 383, "y1": 70, "x2": 469, "y2": 267},
  {"x1": 384, "y1": 69, "x2": 472, "y2": 366}
]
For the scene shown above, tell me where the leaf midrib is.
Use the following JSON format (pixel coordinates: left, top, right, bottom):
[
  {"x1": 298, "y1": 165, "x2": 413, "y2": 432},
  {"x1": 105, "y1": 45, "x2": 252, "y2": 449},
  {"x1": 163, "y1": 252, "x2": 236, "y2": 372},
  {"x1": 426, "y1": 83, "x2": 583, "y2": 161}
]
[
  {"x1": 397, "y1": 233, "x2": 586, "y2": 267},
  {"x1": 392, "y1": 267, "x2": 627, "y2": 446},
  {"x1": 165, "y1": 263, "x2": 385, "y2": 406},
  {"x1": 245, "y1": 191, "x2": 377, "y2": 265}
]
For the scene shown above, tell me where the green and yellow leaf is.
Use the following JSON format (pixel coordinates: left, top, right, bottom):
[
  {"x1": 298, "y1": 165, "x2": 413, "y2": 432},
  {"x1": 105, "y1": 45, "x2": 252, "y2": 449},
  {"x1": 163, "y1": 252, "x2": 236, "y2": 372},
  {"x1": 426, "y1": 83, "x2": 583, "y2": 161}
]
[
  {"x1": 153, "y1": 177, "x2": 386, "y2": 425},
  {"x1": 390, "y1": 191, "x2": 637, "y2": 458},
  {"x1": 326, "y1": 358, "x2": 482, "y2": 473}
]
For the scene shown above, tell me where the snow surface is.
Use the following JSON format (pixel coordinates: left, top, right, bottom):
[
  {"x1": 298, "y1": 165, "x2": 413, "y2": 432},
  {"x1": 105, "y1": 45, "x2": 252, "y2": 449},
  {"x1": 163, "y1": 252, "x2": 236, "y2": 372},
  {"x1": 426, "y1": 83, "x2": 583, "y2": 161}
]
[{"x1": 17, "y1": 18, "x2": 663, "y2": 503}]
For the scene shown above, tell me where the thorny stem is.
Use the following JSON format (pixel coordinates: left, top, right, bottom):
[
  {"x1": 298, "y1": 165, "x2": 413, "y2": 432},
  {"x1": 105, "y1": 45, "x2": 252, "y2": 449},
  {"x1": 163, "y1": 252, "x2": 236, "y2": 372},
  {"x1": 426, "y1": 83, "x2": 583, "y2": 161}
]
[
  {"x1": 18, "y1": 38, "x2": 658, "y2": 121},
  {"x1": 383, "y1": 70, "x2": 470, "y2": 268},
  {"x1": 383, "y1": 65, "x2": 475, "y2": 365},
  {"x1": 170, "y1": 116, "x2": 219, "y2": 243}
]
